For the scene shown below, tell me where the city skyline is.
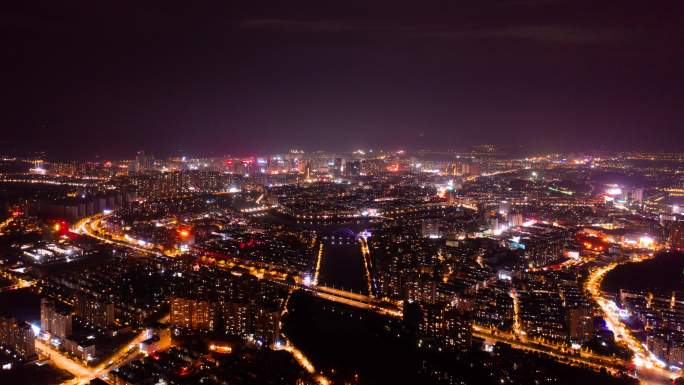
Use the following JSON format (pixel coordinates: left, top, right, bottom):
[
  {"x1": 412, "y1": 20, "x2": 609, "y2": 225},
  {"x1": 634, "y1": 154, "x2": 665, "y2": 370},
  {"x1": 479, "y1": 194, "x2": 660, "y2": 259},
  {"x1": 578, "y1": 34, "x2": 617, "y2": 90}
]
[
  {"x1": 2, "y1": 146, "x2": 684, "y2": 384},
  {"x1": 6, "y1": 146, "x2": 684, "y2": 164},
  {"x1": 2, "y1": 2, "x2": 684, "y2": 385}
]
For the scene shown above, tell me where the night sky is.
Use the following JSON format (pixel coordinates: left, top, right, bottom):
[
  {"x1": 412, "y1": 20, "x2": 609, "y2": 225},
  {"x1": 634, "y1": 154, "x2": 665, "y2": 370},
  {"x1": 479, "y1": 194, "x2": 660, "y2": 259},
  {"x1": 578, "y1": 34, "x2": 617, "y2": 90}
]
[{"x1": 2, "y1": 1, "x2": 683, "y2": 159}]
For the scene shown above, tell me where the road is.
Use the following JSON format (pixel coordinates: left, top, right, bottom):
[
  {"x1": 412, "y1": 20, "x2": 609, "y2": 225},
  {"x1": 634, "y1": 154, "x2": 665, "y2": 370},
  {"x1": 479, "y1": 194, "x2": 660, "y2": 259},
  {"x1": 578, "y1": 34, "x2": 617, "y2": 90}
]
[
  {"x1": 73, "y1": 215, "x2": 165, "y2": 256},
  {"x1": 585, "y1": 257, "x2": 681, "y2": 384},
  {"x1": 275, "y1": 336, "x2": 330, "y2": 385},
  {"x1": 312, "y1": 242, "x2": 323, "y2": 285},
  {"x1": 509, "y1": 288, "x2": 523, "y2": 339},
  {"x1": 0, "y1": 276, "x2": 35, "y2": 293},
  {"x1": 0, "y1": 216, "x2": 14, "y2": 235},
  {"x1": 0, "y1": 268, "x2": 36, "y2": 293},
  {"x1": 0, "y1": 280, "x2": 35, "y2": 293},
  {"x1": 275, "y1": 291, "x2": 331, "y2": 384},
  {"x1": 35, "y1": 326, "x2": 156, "y2": 385},
  {"x1": 473, "y1": 325, "x2": 625, "y2": 374},
  {"x1": 35, "y1": 339, "x2": 94, "y2": 381},
  {"x1": 358, "y1": 236, "x2": 373, "y2": 296}
]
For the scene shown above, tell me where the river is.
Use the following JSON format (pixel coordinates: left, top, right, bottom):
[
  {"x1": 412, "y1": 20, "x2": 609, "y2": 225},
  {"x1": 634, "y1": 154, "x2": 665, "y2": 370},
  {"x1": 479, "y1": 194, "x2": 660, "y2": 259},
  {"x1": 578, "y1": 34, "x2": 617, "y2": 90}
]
[
  {"x1": 602, "y1": 252, "x2": 684, "y2": 295},
  {"x1": 317, "y1": 233, "x2": 367, "y2": 294}
]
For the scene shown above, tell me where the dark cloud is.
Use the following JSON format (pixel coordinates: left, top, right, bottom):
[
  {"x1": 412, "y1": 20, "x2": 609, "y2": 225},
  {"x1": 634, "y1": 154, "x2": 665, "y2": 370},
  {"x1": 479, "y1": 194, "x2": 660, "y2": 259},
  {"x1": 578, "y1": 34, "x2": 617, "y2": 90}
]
[
  {"x1": 428, "y1": 25, "x2": 628, "y2": 43},
  {"x1": 241, "y1": 19, "x2": 627, "y2": 44}
]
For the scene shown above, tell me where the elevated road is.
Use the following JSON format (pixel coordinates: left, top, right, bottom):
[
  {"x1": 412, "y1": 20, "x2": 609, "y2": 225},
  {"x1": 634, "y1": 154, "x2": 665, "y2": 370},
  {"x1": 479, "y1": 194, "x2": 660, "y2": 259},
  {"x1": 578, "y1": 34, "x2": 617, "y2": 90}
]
[{"x1": 473, "y1": 325, "x2": 626, "y2": 375}]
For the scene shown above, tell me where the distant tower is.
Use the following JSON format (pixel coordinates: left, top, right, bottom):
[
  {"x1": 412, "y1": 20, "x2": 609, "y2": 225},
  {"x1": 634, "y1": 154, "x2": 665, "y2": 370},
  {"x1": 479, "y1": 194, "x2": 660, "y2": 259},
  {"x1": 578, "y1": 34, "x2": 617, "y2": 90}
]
[
  {"x1": 447, "y1": 162, "x2": 460, "y2": 176},
  {"x1": 30, "y1": 159, "x2": 46, "y2": 174},
  {"x1": 333, "y1": 158, "x2": 344, "y2": 178},
  {"x1": 129, "y1": 151, "x2": 155, "y2": 174}
]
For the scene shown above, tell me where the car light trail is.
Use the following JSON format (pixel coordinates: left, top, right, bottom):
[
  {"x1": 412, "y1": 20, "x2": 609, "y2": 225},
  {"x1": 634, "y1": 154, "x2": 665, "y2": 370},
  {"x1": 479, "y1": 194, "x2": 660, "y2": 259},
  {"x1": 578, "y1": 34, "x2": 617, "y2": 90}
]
[
  {"x1": 276, "y1": 337, "x2": 330, "y2": 385},
  {"x1": 0, "y1": 216, "x2": 14, "y2": 235},
  {"x1": 358, "y1": 236, "x2": 373, "y2": 297},
  {"x1": 509, "y1": 288, "x2": 524, "y2": 340},
  {"x1": 585, "y1": 257, "x2": 681, "y2": 382},
  {"x1": 472, "y1": 324, "x2": 623, "y2": 375}
]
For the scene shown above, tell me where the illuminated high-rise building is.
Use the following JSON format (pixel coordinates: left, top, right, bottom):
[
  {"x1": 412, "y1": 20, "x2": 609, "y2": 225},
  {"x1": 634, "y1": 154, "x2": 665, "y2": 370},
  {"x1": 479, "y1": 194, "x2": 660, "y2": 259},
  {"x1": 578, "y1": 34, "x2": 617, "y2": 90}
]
[
  {"x1": 49, "y1": 161, "x2": 77, "y2": 176},
  {"x1": 345, "y1": 160, "x2": 361, "y2": 177},
  {"x1": 669, "y1": 221, "x2": 684, "y2": 251},
  {"x1": 403, "y1": 273, "x2": 437, "y2": 305},
  {"x1": 418, "y1": 303, "x2": 472, "y2": 352},
  {"x1": 498, "y1": 200, "x2": 511, "y2": 216},
  {"x1": 13, "y1": 323, "x2": 36, "y2": 358},
  {"x1": 252, "y1": 306, "x2": 281, "y2": 345},
  {"x1": 333, "y1": 157, "x2": 344, "y2": 177},
  {"x1": 41, "y1": 298, "x2": 72, "y2": 339},
  {"x1": 222, "y1": 300, "x2": 250, "y2": 337},
  {"x1": 75, "y1": 294, "x2": 115, "y2": 328},
  {"x1": 508, "y1": 212, "x2": 524, "y2": 227},
  {"x1": 170, "y1": 297, "x2": 215, "y2": 331},
  {"x1": 421, "y1": 221, "x2": 442, "y2": 239},
  {"x1": 0, "y1": 316, "x2": 36, "y2": 358},
  {"x1": 567, "y1": 305, "x2": 594, "y2": 343},
  {"x1": 129, "y1": 151, "x2": 155, "y2": 174}
]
